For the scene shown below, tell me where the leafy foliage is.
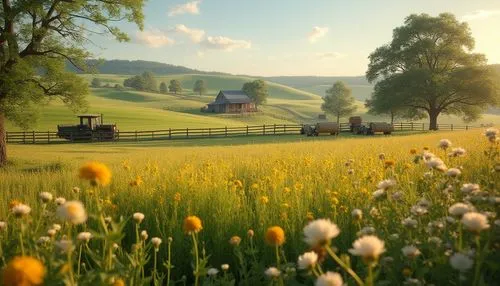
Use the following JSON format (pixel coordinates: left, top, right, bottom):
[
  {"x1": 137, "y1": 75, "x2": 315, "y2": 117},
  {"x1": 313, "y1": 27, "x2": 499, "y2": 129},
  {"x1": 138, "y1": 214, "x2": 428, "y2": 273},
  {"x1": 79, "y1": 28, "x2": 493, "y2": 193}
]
[
  {"x1": 0, "y1": 0, "x2": 146, "y2": 163},
  {"x1": 91, "y1": 78, "x2": 102, "y2": 88},
  {"x1": 168, "y1": 80, "x2": 182, "y2": 94},
  {"x1": 159, "y1": 82, "x2": 168, "y2": 94},
  {"x1": 193, "y1": 79, "x2": 207, "y2": 96},
  {"x1": 366, "y1": 13, "x2": 500, "y2": 129},
  {"x1": 242, "y1": 80, "x2": 268, "y2": 107},
  {"x1": 123, "y1": 72, "x2": 157, "y2": 91},
  {"x1": 321, "y1": 81, "x2": 357, "y2": 123}
]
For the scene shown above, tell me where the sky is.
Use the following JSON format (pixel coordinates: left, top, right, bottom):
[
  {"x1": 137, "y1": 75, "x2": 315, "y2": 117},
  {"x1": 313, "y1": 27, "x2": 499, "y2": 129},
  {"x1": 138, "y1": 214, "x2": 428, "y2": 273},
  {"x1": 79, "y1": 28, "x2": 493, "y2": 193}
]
[{"x1": 89, "y1": 0, "x2": 500, "y2": 77}]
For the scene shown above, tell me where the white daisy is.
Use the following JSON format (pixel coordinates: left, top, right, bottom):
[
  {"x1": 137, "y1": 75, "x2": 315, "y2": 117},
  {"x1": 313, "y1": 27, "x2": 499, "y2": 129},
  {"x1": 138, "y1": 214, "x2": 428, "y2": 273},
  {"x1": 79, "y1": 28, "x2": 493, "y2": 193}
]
[
  {"x1": 438, "y1": 139, "x2": 452, "y2": 150},
  {"x1": 315, "y1": 272, "x2": 343, "y2": 286},
  {"x1": 77, "y1": 232, "x2": 92, "y2": 243},
  {"x1": 462, "y1": 212, "x2": 490, "y2": 233},
  {"x1": 303, "y1": 219, "x2": 340, "y2": 247},
  {"x1": 56, "y1": 201, "x2": 87, "y2": 225},
  {"x1": 448, "y1": 203, "x2": 473, "y2": 217},
  {"x1": 151, "y1": 237, "x2": 162, "y2": 249},
  {"x1": 39, "y1": 192, "x2": 53, "y2": 203},
  {"x1": 265, "y1": 267, "x2": 281, "y2": 278},
  {"x1": 133, "y1": 212, "x2": 145, "y2": 224},
  {"x1": 401, "y1": 245, "x2": 421, "y2": 258},
  {"x1": 450, "y1": 252, "x2": 473, "y2": 272},
  {"x1": 348, "y1": 235, "x2": 385, "y2": 261},
  {"x1": 297, "y1": 251, "x2": 318, "y2": 270}
]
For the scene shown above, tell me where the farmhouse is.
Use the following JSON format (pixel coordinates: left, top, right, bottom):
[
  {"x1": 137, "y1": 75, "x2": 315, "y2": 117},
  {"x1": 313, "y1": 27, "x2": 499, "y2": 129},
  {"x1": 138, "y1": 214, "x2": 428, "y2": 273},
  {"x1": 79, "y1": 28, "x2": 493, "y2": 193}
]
[{"x1": 205, "y1": 90, "x2": 256, "y2": 113}]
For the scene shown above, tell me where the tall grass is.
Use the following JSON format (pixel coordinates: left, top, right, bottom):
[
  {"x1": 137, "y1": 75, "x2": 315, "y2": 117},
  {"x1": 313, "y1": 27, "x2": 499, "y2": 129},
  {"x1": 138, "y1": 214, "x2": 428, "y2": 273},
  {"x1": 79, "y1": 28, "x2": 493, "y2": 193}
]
[{"x1": 0, "y1": 130, "x2": 498, "y2": 285}]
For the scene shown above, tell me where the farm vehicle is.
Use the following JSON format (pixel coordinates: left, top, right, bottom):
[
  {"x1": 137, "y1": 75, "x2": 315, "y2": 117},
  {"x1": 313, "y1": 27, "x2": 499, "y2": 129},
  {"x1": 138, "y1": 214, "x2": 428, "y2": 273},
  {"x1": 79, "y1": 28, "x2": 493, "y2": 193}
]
[
  {"x1": 349, "y1": 116, "x2": 393, "y2": 135},
  {"x1": 300, "y1": 122, "x2": 339, "y2": 136},
  {"x1": 57, "y1": 114, "x2": 118, "y2": 141}
]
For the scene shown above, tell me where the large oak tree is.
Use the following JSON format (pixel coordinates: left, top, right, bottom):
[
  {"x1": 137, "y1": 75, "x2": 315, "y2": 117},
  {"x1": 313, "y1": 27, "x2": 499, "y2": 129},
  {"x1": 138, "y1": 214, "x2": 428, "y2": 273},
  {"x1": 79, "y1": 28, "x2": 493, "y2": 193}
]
[
  {"x1": 366, "y1": 13, "x2": 499, "y2": 130},
  {"x1": 0, "y1": 0, "x2": 145, "y2": 165}
]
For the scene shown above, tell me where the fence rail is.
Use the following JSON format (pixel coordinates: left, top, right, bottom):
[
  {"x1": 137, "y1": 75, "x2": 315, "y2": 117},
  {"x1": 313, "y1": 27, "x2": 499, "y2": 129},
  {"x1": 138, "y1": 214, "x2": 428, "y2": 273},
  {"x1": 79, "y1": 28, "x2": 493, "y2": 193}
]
[{"x1": 5, "y1": 122, "x2": 476, "y2": 144}]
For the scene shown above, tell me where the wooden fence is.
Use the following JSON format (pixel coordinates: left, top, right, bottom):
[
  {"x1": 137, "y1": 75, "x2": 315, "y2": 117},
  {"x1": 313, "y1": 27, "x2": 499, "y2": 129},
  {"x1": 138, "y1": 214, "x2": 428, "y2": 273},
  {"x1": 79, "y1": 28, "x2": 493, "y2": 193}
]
[{"x1": 5, "y1": 122, "x2": 476, "y2": 144}]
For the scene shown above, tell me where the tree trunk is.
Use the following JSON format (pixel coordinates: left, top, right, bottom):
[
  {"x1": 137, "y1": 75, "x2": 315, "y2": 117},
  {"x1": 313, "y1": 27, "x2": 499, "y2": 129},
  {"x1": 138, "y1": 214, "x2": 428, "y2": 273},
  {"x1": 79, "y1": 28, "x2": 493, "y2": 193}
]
[
  {"x1": 429, "y1": 110, "x2": 439, "y2": 130},
  {"x1": 390, "y1": 111, "x2": 394, "y2": 125},
  {"x1": 0, "y1": 112, "x2": 7, "y2": 166}
]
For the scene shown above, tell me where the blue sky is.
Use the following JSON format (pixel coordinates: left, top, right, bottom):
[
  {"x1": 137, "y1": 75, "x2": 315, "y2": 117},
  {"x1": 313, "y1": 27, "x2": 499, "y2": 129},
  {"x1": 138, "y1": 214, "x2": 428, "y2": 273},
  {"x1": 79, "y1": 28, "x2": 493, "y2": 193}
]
[{"x1": 90, "y1": 0, "x2": 500, "y2": 76}]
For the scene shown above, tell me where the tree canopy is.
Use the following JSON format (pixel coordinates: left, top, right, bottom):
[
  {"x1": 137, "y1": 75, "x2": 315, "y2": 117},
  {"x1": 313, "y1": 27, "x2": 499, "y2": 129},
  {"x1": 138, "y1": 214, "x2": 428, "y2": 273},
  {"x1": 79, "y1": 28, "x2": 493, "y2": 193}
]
[
  {"x1": 242, "y1": 80, "x2": 268, "y2": 107},
  {"x1": 366, "y1": 13, "x2": 499, "y2": 130},
  {"x1": 168, "y1": 79, "x2": 182, "y2": 94},
  {"x1": 0, "y1": 0, "x2": 145, "y2": 165},
  {"x1": 321, "y1": 81, "x2": 357, "y2": 124},
  {"x1": 123, "y1": 72, "x2": 157, "y2": 91},
  {"x1": 91, "y1": 78, "x2": 102, "y2": 88},
  {"x1": 159, "y1": 82, "x2": 168, "y2": 94},
  {"x1": 193, "y1": 79, "x2": 207, "y2": 96}
]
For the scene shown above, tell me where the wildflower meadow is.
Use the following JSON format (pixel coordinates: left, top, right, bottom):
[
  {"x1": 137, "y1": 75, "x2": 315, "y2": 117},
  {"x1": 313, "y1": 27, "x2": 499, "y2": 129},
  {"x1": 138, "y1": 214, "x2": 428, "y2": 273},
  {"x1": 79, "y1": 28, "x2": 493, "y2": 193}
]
[{"x1": 0, "y1": 129, "x2": 498, "y2": 285}]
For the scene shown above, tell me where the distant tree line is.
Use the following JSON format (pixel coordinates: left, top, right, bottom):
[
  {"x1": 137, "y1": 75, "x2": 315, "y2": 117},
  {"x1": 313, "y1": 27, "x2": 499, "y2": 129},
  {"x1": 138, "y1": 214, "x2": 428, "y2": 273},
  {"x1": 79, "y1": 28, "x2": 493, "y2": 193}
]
[{"x1": 123, "y1": 72, "x2": 158, "y2": 92}]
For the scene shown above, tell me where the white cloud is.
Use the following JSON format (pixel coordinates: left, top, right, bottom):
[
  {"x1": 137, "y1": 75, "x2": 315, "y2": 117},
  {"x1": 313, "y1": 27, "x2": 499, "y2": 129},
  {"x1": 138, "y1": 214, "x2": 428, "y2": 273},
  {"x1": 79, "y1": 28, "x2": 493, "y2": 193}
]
[
  {"x1": 135, "y1": 29, "x2": 174, "y2": 48},
  {"x1": 201, "y1": 36, "x2": 251, "y2": 51},
  {"x1": 197, "y1": 51, "x2": 205, "y2": 58},
  {"x1": 308, "y1": 26, "x2": 329, "y2": 43},
  {"x1": 316, "y1": 52, "x2": 345, "y2": 60},
  {"x1": 175, "y1": 24, "x2": 205, "y2": 43},
  {"x1": 168, "y1": 1, "x2": 201, "y2": 17},
  {"x1": 462, "y1": 10, "x2": 500, "y2": 21}
]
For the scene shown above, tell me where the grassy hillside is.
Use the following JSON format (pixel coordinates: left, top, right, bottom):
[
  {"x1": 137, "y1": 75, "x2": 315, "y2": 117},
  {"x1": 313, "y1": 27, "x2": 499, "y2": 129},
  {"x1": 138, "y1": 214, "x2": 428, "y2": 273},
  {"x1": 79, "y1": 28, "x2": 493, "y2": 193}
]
[{"x1": 83, "y1": 74, "x2": 321, "y2": 100}]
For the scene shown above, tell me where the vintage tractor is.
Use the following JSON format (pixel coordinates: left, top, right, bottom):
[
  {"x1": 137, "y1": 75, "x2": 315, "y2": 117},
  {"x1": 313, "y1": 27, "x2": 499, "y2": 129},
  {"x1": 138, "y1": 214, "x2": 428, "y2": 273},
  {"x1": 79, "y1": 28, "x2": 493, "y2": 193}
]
[
  {"x1": 349, "y1": 117, "x2": 393, "y2": 135},
  {"x1": 301, "y1": 122, "x2": 339, "y2": 136},
  {"x1": 57, "y1": 114, "x2": 118, "y2": 141}
]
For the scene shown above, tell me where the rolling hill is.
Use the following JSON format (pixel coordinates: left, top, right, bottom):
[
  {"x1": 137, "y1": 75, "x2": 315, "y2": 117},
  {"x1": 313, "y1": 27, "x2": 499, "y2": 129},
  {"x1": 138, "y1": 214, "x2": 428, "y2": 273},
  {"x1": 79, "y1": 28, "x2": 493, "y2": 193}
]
[{"x1": 5, "y1": 61, "x2": 499, "y2": 132}]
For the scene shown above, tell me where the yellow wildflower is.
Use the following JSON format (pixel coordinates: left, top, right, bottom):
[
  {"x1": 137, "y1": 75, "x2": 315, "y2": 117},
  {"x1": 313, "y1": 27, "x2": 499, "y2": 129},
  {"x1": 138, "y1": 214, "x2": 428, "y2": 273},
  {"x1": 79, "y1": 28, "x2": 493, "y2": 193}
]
[
  {"x1": 3, "y1": 256, "x2": 46, "y2": 286},
  {"x1": 265, "y1": 226, "x2": 285, "y2": 246},
  {"x1": 79, "y1": 161, "x2": 111, "y2": 186},
  {"x1": 183, "y1": 216, "x2": 203, "y2": 234}
]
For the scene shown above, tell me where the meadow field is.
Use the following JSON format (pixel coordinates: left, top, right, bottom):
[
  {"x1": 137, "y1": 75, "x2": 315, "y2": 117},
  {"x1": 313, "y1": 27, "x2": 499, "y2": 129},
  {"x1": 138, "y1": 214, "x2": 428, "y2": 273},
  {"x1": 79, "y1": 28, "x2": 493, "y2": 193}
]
[{"x1": 1, "y1": 129, "x2": 498, "y2": 285}]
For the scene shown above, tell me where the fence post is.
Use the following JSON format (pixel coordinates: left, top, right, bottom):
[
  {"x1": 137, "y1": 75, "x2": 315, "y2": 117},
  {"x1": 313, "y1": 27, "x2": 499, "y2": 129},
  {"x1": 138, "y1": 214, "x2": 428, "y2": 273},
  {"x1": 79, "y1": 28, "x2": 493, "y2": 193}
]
[
  {"x1": 263, "y1": 124, "x2": 265, "y2": 135},
  {"x1": 209, "y1": 128, "x2": 212, "y2": 137},
  {"x1": 152, "y1": 131, "x2": 154, "y2": 140},
  {"x1": 411, "y1": 122, "x2": 414, "y2": 131},
  {"x1": 169, "y1": 128, "x2": 171, "y2": 140},
  {"x1": 451, "y1": 124, "x2": 454, "y2": 131},
  {"x1": 186, "y1": 128, "x2": 189, "y2": 138},
  {"x1": 273, "y1": 124, "x2": 276, "y2": 135},
  {"x1": 225, "y1": 126, "x2": 227, "y2": 137},
  {"x1": 47, "y1": 131, "x2": 50, "y2": 144},
  {"x1": 32, "y1": 131, "x2": 35, "y2": 144},
  {"x1": 466, "y1": 125, "x2": 469, "y2": 130},
  {"x1": 246, "y1": 126, "x2": 249, "y2": 136},
  {"x1": 135, "y1": 131, "x2": 138, "y2": 141},
  {"x1": 400, "y1": 122, "x2": 403, "y2": 131},
  {"x1": 23, "y1": 131, "x2": 26, "y2": 144},
  {"x1": 284, "y1": 124, "x2": 287, "y2": 134}
]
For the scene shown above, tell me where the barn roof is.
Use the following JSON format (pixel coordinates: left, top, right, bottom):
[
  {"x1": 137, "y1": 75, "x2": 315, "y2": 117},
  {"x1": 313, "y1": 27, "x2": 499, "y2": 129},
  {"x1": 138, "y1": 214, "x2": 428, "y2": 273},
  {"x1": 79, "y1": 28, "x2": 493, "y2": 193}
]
[{"x1": 210, "y1": 90, "x2": 252, "y2": 104}]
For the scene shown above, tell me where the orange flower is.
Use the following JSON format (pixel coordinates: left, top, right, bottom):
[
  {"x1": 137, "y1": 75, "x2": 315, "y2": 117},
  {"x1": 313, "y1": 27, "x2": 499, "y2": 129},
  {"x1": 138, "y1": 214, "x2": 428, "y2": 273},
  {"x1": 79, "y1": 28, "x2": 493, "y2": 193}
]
[
  {"x1": 265, "y1": 226, "x2": 285, "y2": 246},
  {"x1": 183, "y1": 216, "x2": 203, "y2": 234},
  {"x1": 112, "y1": 279, "x2": 125, "y2": 286},
  {"x1": 79, "y1": 162, "x2": 111, "y2": 186},
  {"x1": 8, "y1": 200, "x2": 21, "y2": 210},
  {"x1": 3, "y1": 256, "x2": 46, "y2": 286},
  {"x1": 384, "y1": 160, "x2": 395, "y2": 169}
]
